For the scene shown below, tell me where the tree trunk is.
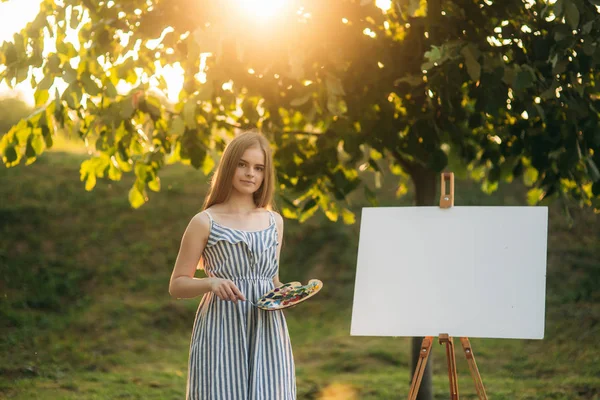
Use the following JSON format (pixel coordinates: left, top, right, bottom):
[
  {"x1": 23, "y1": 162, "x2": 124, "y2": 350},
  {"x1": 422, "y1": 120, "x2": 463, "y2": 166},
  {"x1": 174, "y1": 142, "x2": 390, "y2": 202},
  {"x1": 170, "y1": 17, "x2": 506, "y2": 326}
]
[{"x1": 409, "y1": 165, "x2": 437, "y2": 400}]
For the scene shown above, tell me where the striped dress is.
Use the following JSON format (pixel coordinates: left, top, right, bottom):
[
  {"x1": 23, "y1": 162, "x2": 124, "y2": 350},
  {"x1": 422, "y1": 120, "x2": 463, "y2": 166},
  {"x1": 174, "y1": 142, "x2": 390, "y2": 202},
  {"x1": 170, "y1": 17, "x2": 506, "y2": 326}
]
[{"x1": 186, "y1": 209, "x2": 296, "y2": 400}]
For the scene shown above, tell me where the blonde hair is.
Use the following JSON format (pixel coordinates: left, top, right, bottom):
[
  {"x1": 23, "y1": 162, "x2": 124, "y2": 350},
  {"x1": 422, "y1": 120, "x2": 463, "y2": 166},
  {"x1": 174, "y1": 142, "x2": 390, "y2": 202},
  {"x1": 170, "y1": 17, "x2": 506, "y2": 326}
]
[{"x1": 202, "y1": 131, "x2": 276, "y2": 211}]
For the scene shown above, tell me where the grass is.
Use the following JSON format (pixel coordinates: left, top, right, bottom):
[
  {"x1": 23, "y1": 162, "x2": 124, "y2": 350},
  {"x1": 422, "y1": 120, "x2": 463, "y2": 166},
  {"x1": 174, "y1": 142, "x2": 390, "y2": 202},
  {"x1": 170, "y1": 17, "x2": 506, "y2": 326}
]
[{"x1": 0, "y1": 148, "x2": 599, "y2": 399}]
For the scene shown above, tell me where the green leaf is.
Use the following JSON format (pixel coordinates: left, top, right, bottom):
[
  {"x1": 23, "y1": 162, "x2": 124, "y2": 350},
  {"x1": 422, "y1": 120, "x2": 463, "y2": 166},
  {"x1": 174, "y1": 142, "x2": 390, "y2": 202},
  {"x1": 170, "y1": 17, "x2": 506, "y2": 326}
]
[
  {"x1": 189, "y1": 143, "x2": 206, "y2": 169},
  {"x1": 148, "y1": 175, "x2": 161, "y2": 192},
  {"x1": 554, "y1": 0, "x2": 564, "y2": 17},
  {"x1": 281, "y1": 207, "x2": 298, "y2": 220},
  {"x1": 514, "y1": 70, "x2": 534, "y2": 91},
  {"x1": 171, "y1": 116, "x2": 185, "y2": 136},
  {"x1": 565, "y1": 1, "x2": 580, "y2": 30},
  {"x1": 327, "y1": 98, "x2": 347, "y2": 116},
  {"x1": 108, "y1": 163, "x2": 122, "y2": 181},
  {"x1": 70, "y1": 8, "x2": 79, "y2": 29},
  {"x1": 523, "y1": 167, "x2": 539, "y2": 186},
  {"x1": 324, "y1": 207, "x2": 339, "y2": 222},
  {"x1": 302, "y1": 198, "x2": 318, "y2": 212},
  {"x1": 38, "y1": 74, "x2": 54, "y2": 91},
  {"x1": 183, "y1": 101, "x2": 197, "y2": 128},
  {"x1": 290, "y1": 93, "x2": 312, "y2": 107},
  {"x1": 25, "y1": 137, "x2": 36, "y2": 158},
  {"x1": 460, "y1": 45, "x2": 481, "y2": 82},
  {"x1": 27, "y1": 12, "x2": 47, "y2": 36},
  {"x1": 105, "y1": 79, "x2": 118, "y2": 98},
  {"x1": 364, "y1": 185, "x2": 378, "y2": 206},
  {"x1": 587, "y1": 158, "x2": 600, "y2": 181},
  {"x1": 534, "y1": 104, "x2": 546, "y2": 122},
  {"x1": 424, "y1": 46, "x2": 441, "y2": 63},
  {"x1": 57, "y1": 42, "x2": 77, "y2": 58},
  {"x1": 120, "y1": 99, "x2": 134, "y2": 119},
  {"x1": 80, "y1": 158, "x2": 99, "y2": 190},
  {"x1": 202, "y1": 153, "x2": 214, "y2": 175},
  {"x1": 43, "y1": 127, "x2": 53, "y2": 148},
  {"x1": 395, "y1": 183, "x2": 408, "y2": 198},
  {"x1": 34, "y1": 89, "x2": 49, "y2": 106},
  {"x1": 85, "y1": 174, "x2": 97, "y2": 191},
  {"x1": 482, "y1": 179, "x2": 499, "y2": 194},
  {"x1": 409, "y1": 0, "x2": 427, "y2": 17},
  {"x1": 31, "y1": 133, "x2": 45, "y2": 155},
  {"x1": 341, "y1": 208, "x2": 356, "y2": 224},
  {"x1": 526, "y1": 188, "x2": 544, "y2": 205},
  {"x1": 394, "y1": 75, "x2": 423, "y2": 87},
  {"x1": 81, "y1": 73, "x2": 100, "y2": 96},
  {"x1": 129, "y1": 183, "x2": 147, "y2": 208},
  {"x1": 4, "y1": 146, "x2": 18, "y2": 163},
  {"x1": 16, "y1": 67, "x2": 28, "y2": 83},
  {"x1": 196, "y1": 83, "x2": 214, "y2": 101},
  {"x1": 583, "y1": 41, "x2": 596, "y2": 56}
]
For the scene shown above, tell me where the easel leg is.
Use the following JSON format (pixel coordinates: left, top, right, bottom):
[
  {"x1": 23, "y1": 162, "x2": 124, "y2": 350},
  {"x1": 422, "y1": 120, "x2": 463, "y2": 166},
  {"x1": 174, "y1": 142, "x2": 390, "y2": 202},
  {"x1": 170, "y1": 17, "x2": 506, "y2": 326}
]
[
  {"x1": 459, "y1": 338, "x2": 488, "y2": 400},
  {"x1": 439, "y1": 334, "x2": 459, "y2": 400},
  {"x1": 408, "y1": 336, "x2": 433, "y2": 400}
]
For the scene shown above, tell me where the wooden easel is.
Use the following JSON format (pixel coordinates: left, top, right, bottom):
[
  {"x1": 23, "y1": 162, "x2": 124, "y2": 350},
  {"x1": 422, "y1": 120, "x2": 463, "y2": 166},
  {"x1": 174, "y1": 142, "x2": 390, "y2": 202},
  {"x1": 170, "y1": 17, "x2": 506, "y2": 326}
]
[{"x1": 407, "y1": 172, "x2": 488, "y2": 400}]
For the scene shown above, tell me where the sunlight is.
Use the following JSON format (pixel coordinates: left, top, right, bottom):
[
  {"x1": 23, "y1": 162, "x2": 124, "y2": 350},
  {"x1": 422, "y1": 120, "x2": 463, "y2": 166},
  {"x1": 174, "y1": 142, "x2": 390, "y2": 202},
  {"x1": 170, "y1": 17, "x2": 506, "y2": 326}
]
[
  {"x1": 0, "y1": 0, "x2": 42, "y2": 102},
  {"x1": 376, "y1": 0, "x2": 392, "y2": 11},
  {"x1": 0, "y1": 0, "x2": 41, "y2": 43},
  {"x1": 236, "y1": 0, "x2": 288, "y2": 19},
  {"x1": 318, "y1": 382, "x2": 358, "y2": 400},
  {"x1": 159, "y1": 63, "x2": 185, "y2": 103},
  {"x1": 0, "y1": 0, "x2": 284, "y2": 104}
]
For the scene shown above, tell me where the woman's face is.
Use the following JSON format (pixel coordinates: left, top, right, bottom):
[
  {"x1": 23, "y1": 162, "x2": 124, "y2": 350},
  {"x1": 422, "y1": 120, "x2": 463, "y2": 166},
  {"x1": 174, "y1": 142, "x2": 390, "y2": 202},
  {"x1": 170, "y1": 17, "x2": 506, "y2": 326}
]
[{"x1": 232, "y1": 146, "x2": 266, "y2": 196}]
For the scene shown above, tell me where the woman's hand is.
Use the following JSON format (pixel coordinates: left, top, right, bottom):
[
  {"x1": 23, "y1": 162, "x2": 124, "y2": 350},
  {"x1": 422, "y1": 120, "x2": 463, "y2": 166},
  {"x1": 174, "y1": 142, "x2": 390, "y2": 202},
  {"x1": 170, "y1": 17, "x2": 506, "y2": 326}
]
[{"x1": 209, "y1": 278, "x2": 246, "y2": 303}]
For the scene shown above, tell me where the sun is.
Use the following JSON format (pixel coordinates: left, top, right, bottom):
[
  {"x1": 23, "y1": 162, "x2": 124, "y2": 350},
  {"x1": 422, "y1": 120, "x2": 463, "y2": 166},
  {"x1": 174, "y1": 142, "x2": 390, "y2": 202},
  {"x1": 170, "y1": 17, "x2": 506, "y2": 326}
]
[{"x1": 236, "y1": 0, "x2": 288, "y2": 19}]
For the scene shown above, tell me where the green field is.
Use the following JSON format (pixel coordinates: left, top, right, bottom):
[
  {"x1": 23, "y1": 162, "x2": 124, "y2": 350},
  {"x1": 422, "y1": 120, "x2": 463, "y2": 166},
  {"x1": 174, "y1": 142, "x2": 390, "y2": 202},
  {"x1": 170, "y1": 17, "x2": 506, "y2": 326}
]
[{"x1": 1, "y1": 150, "x2": 599, "y2": 399}]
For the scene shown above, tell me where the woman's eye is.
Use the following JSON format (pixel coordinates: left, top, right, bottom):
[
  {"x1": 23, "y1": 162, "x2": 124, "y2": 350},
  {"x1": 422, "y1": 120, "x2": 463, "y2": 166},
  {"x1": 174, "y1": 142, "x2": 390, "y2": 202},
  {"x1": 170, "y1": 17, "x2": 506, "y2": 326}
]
[
  {"x1": 256, "y1": 167, "x2": 264, "y2": 172},
  {"x1": 238, "y1": 162, "x2": 245, "y2": 167}
]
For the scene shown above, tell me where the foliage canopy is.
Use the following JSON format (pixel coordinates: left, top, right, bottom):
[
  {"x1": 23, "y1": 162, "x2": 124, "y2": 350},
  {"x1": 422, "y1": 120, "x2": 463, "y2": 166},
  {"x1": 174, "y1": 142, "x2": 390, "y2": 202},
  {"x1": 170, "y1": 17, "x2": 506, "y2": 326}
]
[{"x1": 1, "y1": 0, "x2": 599, "y2": 219}]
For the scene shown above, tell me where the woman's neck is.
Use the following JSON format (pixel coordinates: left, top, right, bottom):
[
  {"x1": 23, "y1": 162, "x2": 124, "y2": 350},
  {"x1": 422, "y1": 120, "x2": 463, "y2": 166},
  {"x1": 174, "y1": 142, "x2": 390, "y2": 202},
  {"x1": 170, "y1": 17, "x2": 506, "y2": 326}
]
[{"x1": 220, "y1": 191, "x2": 259, "y2": 214}]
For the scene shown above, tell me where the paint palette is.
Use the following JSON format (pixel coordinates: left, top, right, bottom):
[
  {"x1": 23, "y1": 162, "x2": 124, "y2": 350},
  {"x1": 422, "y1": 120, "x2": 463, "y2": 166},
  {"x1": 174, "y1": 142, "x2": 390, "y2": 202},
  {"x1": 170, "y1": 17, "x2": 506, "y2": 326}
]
[{"x1": 255, "y1": 279, "x2": 323, "y2": 311}]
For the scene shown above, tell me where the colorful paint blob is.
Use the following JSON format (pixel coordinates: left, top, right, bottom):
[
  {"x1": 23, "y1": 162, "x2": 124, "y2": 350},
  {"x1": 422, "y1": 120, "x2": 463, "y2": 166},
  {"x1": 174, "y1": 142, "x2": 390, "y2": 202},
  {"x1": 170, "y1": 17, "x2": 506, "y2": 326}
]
[{"x1": 256, "y1": 279, "x2": 323, "y2": 311}]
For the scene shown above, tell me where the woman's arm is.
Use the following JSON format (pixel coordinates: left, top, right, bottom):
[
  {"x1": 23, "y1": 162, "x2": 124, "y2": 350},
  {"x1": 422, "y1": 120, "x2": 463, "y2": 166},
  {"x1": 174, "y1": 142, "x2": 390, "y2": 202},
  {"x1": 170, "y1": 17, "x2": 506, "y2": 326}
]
[
  {"x1": 169, "y1": 213, "x2": 215, "y2": 299},
  {"x1": 169, "y1": 212, "x2": 246, "y2": 301},
  {"x1": 273, "y1": 211, "x2": 284, "y2": 288}
]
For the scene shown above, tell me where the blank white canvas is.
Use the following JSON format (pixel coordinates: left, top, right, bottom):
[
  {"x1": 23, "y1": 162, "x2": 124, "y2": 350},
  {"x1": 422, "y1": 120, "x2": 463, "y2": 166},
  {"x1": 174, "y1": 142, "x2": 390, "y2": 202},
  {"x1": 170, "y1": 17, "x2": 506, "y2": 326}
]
[{"x1": 350, "y1": 207, "x2": 548, "y2": 339}]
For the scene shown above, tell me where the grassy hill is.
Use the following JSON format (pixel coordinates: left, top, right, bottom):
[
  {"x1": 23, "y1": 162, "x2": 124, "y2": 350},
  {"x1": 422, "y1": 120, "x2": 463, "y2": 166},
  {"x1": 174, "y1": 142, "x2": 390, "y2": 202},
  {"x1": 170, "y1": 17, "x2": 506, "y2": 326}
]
[{"x1": 1, "y1": 150, "x2": 598, "y2": 399}]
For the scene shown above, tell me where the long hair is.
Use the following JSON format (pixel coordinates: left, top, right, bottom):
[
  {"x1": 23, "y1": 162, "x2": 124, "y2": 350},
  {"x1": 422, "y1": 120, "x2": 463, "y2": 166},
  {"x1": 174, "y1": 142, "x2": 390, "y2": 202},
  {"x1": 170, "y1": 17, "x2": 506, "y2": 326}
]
[{"x1": 202, "y1": 131, "x2": 276, "y2": 211}]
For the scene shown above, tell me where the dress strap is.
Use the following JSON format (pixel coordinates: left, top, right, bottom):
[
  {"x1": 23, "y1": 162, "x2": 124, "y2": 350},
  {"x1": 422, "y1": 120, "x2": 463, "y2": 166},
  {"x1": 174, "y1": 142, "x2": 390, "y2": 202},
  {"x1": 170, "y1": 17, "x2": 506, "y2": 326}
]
[
  {"x1": 203, "y1": 209, "x2": 214, "y2": 223},
  {"x1": 267, "y1": 210, "x2": 275, "y2": 225}
]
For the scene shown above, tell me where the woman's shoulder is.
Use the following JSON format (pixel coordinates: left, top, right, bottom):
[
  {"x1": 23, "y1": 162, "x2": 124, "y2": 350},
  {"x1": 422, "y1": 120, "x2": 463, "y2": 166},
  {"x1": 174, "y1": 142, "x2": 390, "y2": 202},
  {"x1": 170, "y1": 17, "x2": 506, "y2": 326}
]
[
  {"x1": 270, "y1": 209, "x2": 283, "y2": 220},
  {"x1": 188, "y1": 210, "x2": 211, "y2": 233},
  {"x1": 266, "y1": 209, "x2": 284, "y2": 229}
]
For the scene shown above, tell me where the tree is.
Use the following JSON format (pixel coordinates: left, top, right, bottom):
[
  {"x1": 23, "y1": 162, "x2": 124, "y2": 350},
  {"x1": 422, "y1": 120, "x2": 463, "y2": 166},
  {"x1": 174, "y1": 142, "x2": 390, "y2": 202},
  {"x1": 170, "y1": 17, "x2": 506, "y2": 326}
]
[{"x1": 1, "y1": 0, "x2": 599, "y2": 397}]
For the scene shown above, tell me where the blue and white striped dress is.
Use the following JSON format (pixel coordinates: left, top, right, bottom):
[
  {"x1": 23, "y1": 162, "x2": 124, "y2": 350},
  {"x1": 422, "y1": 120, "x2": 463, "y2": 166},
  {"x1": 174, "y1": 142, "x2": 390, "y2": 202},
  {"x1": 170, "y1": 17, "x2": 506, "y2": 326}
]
[{"x1": 186, "y1": 209, "x2": 296, "y2": 400}]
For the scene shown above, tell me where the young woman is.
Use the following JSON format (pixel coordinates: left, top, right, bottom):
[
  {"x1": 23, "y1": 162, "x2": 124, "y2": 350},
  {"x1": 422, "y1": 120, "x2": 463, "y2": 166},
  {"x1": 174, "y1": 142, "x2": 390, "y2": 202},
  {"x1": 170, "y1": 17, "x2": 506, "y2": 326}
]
[{"x1": 168, "y1": 131, "x2": 296, "y2": 399}]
